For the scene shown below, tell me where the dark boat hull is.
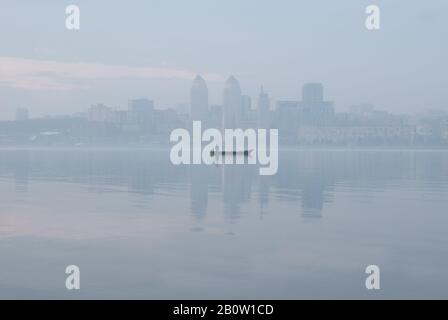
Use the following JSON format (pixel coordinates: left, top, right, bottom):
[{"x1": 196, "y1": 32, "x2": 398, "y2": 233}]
[{"x1": 210, "y1": 150, "x2": 250, "y2": 156}]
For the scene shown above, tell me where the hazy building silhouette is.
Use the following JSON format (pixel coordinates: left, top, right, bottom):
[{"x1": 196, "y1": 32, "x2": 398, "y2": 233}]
[
  {"x1": 190, "y1": 75, "x2": 209, "y2": 123},
  {"x1": 302, "y1": 83, "x2": 323, "y2": 104},
  {"x1": 299, "y1": 83, "x2": 334, "y2": 126},
  {"x1": 88, "y1": 104, "x2": 113, "y2": 122},
  {"x1": 223, "y1": 76, "x2": 242, "y2": 129},
  {"x1": 257, "y1": 86, "x2": 270, "y2": 129},
  {"x1": 276, "y1": 100, "x2": 299, "y2": 142},
  {"x1": 209, "y1": 105, "x2": 223, "y2": 129},
  {"x1": 350, "y1": 104, "x2": 375, "y2": 117},
  {"x1": 241, "y1": 94, "x2": 251, "y2": 122},
  {"x1": 128, "y1": 98, "x2": 154, "y2": 132},
  {"x1": 128, "y1": 99, "x2": 154, "y2": 120}
]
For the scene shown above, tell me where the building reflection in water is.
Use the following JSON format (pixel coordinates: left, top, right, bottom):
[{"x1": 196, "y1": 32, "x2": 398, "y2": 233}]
[
  {"x1": 1, "y1": 149, "x2": 335, "y2": 223},
  {"x1": 222, "y1": 159, "x2": 255, "y2": 223},
  {"x1": 257, "y1": 174, "x2": 271, "y2": 218},
  {"x1": 14, "y1": 150, "x2": 30, "y2": 195},
  {"x1": 5, "y1": 149, "x2": 444, "y2": 226},
  {"x1": 189, "y1": 165, "x2": 209, "y2": 221}
]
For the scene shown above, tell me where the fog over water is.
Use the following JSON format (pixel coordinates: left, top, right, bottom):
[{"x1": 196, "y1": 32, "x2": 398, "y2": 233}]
[{"x1": 1, "y1": 148, "x2": 448, "y2": 299}]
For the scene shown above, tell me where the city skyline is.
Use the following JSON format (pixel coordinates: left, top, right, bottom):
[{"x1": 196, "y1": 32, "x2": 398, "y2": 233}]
[
  {"x1": 1, "y1": 67, "x2": 447, "y2": 121},
  {"x1": 1, "y1": 1, "x2": 447, "y2": 119},
  {"x1": 3, "y1": 75, "x2": 339, "y2": 121},
  {"x1": 2, "y1": 75, "x2": 448, "y2": 147},
  {"x1": 5, "y1": 73, "x2": 447, "y2": 120}
]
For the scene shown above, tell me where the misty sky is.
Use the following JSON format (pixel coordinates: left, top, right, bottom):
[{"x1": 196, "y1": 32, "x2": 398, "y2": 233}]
[{"x1": 0, "y1": 0, "x2": 447, "y2": 120}]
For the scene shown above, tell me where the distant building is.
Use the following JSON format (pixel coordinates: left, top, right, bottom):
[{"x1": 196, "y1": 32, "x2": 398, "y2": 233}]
[
  {"x1": 257, "y1": 86, "x2": 270, "y2": 129},
  {"x1": 111, "y1": 110, "x2": 128, "y2": 125},
  {"x1": 275, "y1": 100, "x2": 299, "y2": 141},
  {"x1": 88, "y1": 104, "x2": 112, "y2": 122},
  {"x1": 223, "y1": 76, "x2": 242, "y2": 129},
  {"x1": 209, "y1": 105, "x2": 223, "y2": 129},
  {"x1": 72, "y1": 112, "x2": 88, "y2": 119},
  {"x1": 176, "y1": 103, "x2": 189, "y2": 115},
  {"x1": 346, "y1": 104, "x2": 402, "y2": 126},
  {"x1": 350, "y1": 104, "x2": 375, "y2": 117},
  {"x1": 299, "y1": 83, "x2": 334, "y2": 126},
  {"x1": 302, "y1": 83, "x2": 324, "y2": 104},
  {"x1": 128, "y1": 98, "x2": 154, "y2": 132},
  {"x1": 154, "y1": 108, "x2": 183, "y2": 134},
  {"x1": 190, "y1": 75, "x2": 209, "y2": 122},
  {"x1": 128, "y1": 99, "x2": 154, "y2": 121},
  {"x1": 414, "y1": 112, "x2": 448, "y2": 144},
  {"x1": 298, "y1": 126, "x2": 415, "y2": 145},
  {"x1": 241, "y1": 94, "x2": 252, "y2": 122},
  {"x1": 15, "y1": 108, "x2": 29, "y2": 121}
]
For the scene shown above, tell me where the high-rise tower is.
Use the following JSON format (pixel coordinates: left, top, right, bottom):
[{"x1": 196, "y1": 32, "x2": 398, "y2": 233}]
[
  {"x1": 302, "y1": 83, "x2": 323, "y2": 106},
  {"x1": 190, "y1": 75, "x2": 209, "y2": 122},
  {"x1": 223, "y1": 75, "x2": 242, "y2": 129},
  {"x1": 257, "y1": 86, "x2": 270, "y2": 129},
  {"x1": 300, "y1": 83, "x2": 334, "y2": 126}
]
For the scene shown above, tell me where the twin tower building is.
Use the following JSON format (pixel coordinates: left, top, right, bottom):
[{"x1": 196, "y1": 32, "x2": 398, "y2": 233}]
[{"x1": 190, "y1": 75, "x2": 270, "y2": 130}]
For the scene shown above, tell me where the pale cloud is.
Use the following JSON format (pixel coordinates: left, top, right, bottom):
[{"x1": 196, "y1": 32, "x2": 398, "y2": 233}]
[{"x1": 0, "y1": 57, "x2": 224, "y2": 91}]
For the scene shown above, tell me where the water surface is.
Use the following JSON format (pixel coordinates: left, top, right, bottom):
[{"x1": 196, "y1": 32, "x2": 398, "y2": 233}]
[{"x1": 1, "y1": 148, "x2": 448, "y2": 299}]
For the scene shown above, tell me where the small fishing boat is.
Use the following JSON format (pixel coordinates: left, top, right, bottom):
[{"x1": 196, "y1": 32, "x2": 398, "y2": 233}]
[{"x1": 210, "y1": 148, "x2": 252, "y2": 156}]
